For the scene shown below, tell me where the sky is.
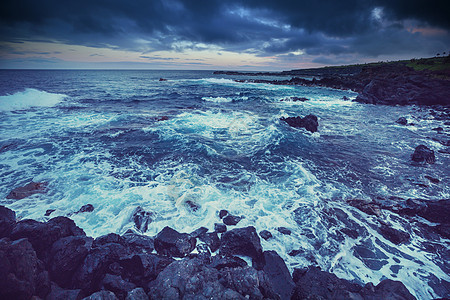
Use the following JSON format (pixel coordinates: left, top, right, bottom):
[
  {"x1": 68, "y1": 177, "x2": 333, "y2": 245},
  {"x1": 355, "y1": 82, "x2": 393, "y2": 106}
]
[{"x1": 1, "y1": 0, "x2": 449, "y2": 70}]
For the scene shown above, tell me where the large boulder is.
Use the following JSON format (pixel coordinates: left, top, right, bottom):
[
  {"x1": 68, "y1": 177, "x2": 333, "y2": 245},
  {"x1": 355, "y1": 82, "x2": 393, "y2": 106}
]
[
  {"x1": 154, "y1": 226, "x2": 196, "y2": 257},
  {"x1": 0, "y1": 238, "x2": 50, "y2": 299},
  {"x1": 219, "y1": 226, "x2": 263, "y2": 268},
  {"x1": 49, "y1": 236, "x2": 93, "y2": 288},
  {"x1": 360, "y1": 279, "x2": 415, "y2": 300},
  {"x1": 411, "y1": 145, "x2": 435, "y2": 163},
  {"x1": 262, "y1": 251, "x2": 295, "y2": 300},
  {"x1": 131, "y1": 206, "x2": 153, "y2": 233},
  {"x1": 280, "y1": 114, "x2": 319, "y2": 133},
  {"x1": 119, "y1": 253, "x2": 173, "y2": 286},
  {"x1": 0, "y1": 205, "x2": 16, "y2": 238}
]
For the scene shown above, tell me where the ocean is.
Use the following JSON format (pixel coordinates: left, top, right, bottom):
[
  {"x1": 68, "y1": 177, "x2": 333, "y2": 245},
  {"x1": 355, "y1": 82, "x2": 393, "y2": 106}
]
[{"x1": 0, "y1": 69, "x2": 449, "y2": 299}]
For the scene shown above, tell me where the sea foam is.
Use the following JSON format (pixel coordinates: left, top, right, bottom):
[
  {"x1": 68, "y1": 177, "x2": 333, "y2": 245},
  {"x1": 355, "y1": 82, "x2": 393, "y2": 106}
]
[{"x1": 0, "y1": 88, "x2": 67, "y2": 111}]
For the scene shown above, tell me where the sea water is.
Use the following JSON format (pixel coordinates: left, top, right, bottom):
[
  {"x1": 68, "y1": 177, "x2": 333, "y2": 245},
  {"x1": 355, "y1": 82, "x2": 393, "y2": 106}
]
[{"x1": 0, "y1": 70, "x2": 449, "y2": 299}]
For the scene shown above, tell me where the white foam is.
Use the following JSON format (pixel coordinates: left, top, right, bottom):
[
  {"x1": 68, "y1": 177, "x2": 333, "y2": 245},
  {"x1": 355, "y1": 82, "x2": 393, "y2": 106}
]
[
  {"x1": 0, "y1": 88, "x2": 67, "y2": 111},
  {"x1": 202, "y1": 96, "x2": 233, "y2": 103}
]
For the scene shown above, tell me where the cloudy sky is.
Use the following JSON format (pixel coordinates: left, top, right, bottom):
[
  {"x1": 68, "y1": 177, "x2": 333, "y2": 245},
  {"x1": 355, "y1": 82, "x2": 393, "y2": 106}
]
[{"x1": 1, "y1": 0, "x2": 449, "y2": 70}]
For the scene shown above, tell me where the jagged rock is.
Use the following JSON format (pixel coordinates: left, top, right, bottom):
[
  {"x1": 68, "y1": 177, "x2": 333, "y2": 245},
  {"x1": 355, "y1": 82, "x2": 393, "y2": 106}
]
[
  {"x1": 154, "y1": 226, "x2": 196, "y2": 257},
  {"x1": 262, "y1": 251, "x2": 295, "y2": 300},
  {"x1": 148, "y1": 258, "x2": 245, "y2": 299},
  {"x1": 214, "y1": 223, "x2": 227, "y2": 233},
  {"x1": 48, "y1": 216, "x2": 86, "y2": 237},
  {"x1": 280, "y1": 114, "x2": 319, "y2": 133},
  {"x1": 76, "y1": 204, "x2": 95, "y2": 214},
  {"x1": 93, "y1": 233, "x2": 124, "y2": 248},
  {"x1": 49, "y1": 236, "x2": 93, "y2": 288},
  {"x1": 119, "y1": 253, "x2": 173, "y2": 286},
  {"x1": 0, "y1": 205, "x2": 16, "y2": 238},
  {"x1": 45, "y1": 209, "x2": 56, "y2": 216},
  {"x1": 378, "y1": 224, "x2": 410, "y2": 245},
  {"x1": 125, "y1": 287, "x2": 148, "y2": 300},
  {"x1": 0, "y1": 238, "x2": 50, "y2": 299},
  {"x1": 411, "y1": 145, "x2": 435, "y2": 163},
  {"x1": 190, "y1": 227, "x2": 208, "y2": 238},
  {"x1": 292, "y1": 266, "x2": 365, "y2": 300},
  {"x1": 219, "y1": 209, "x2": 229, "y2": 219},
  {"x1": 6, "y1": 181, "x2": 48, "y2": 200},
  {"x1": 220, "y1": 226, "x2": 263, "y2": 268},
  {"x1": 277, "y1": 227, "x2": 291, "y2": 235},
  {"x1": 82, "y1": 290, "x2": 118, "y2": 300},
  {"x1": 46, "y1": 282, "x2": 82, "y2": 300},
  {"x1": 158, "y1": 78, "x2": 167, "y2": 82},
  {"x1": 122, "y1": 232, "x2": 154, "y2": 254},
  {"x1": 199, "y1": 231, "x2": 220, "y2": 252},
  {"x1": 223, "y1": 214, "x2": 242, "y2": 226},
  {"x1": 209, "y1": 254, "x2": 247, "y2": 270},
  {"x1": 425, "y1": 175, "x2": 440, "y2": 184},
  {"x1": 102, "y1": 274, "x2": 136, "y2": 299},
  {"x1": 360, "y1": 279, "x2": 415, "y2": 299},
  {"x1": 72, "y1": 243, "x2": 129, "y2": 293},
  {"x1": 132, "y1": 206, "x2": 153, "y2": 233},
  {"x1": 396, "y1": 117, "x2": 408, "y2": 125},
  {"x1": 432, "y1": 127, "x2": 444, "y2": 133},
  {"x1": 259, "y1": 230, "x2": 272, "y2": 240}
]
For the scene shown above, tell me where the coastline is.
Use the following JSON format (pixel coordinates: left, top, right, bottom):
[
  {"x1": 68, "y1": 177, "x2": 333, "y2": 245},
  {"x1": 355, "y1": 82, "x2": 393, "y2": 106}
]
[{"x1": 1, "y1": 205, "x2": 417, "y2": 299}]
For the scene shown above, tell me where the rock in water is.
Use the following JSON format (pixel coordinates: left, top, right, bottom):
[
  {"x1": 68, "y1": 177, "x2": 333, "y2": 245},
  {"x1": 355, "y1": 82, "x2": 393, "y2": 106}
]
[
  {"x1": 396, "y1": 117, "x2": 408, "y2": 125},
  {"x1": 6, "y1": 182, "x2": 48, "y2": 200},
  {"x1": 132, "y1": 206, "x2": 153, "y2": 233},
  {"x1": 219, "y1": 226, "x2": 263, "y2": 266},
  {"x1": 154, "y1": 226, "x2": 196, "y2": 257},
  {"x1": 411, "y1": 145, "x2": 435, "y2": 163},
  {"x1": 280, "y1": 114, "x2": 319, "y2": 133},
  {"x1": 223, "y1": 214, "x2": 242, "y2": 226},
  {"x1": 262, "y1": 251, "x2": 295, "y2": 299},
  {"x1": 0, "y1": 205, "x2": 16, "y2": 238}
]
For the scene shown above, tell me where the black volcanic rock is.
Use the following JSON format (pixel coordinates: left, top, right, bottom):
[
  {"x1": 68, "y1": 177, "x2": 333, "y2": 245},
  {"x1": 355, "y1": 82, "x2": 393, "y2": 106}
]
[
  {"x1": 154, "y1": 226, "x2": 196, "y2": 257},
  {"x1": 199, "y1": 231, "x2": 221, "y2": 252},
  {"x1": 412, "y1": 145, "x2": 436, "y2": 163},
  {"x1": 223, "y1": 214, "x2": 242, "y2": 226},
  {"x1": 132, "y1": 206, "x2": 153, "y2": 233},
  {"x1": 378, "y1": 224, "x2": 410, "y2": 245},
  {"x1": 119, "y1": 253, "x2": 173, "y2": 286},
  {"x1": 219, "y1": 209, "x2": 229, "y2": 219},
  {"x1": 0, "y1": 238, "x2": 50, "y2": 299},
  {"x1": 281, "y1": 114, "x2": 319, "y2": 133},
  {"x1": 220, "y1": 226, "x2": 263, "y2": 266},
  {"x1": 262, "y1": 251, "x2": 295, "y2": 300},
  {"x1": 102, "y1": 273, "x2": 136, "y2": 299},
  {"x1": 76, "y1": 204, "x2": 94, "y2": 214},
  {"x1": 259, "y1": 230, "x2": 273, "y2": 240},
  {"x1": 396, "y1": 117, "x2": 408, "y2": 125},
  {"x1": 0, "y1": 205, "x2": 16, "y2": 238},
  {"x1": 6, "y1": 181, "x2": 48, "y2": 200},
  {"x1": 214, "y1": 222, "x2": 227, "y2": 233}
]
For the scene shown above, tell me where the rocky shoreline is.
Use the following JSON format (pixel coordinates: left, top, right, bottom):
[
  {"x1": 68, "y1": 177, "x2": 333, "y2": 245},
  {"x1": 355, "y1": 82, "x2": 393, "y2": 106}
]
[
  {"x1": 215, "y1": 59, "x2": 450, "y2": 106},
  {"x1": 0, "y1": 205, "x2": 419, "y2": 300}
]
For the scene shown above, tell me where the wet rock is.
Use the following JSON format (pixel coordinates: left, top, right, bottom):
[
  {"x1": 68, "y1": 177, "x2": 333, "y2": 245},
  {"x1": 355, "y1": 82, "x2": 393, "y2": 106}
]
[
  {"x1": 340, "y1": 228, "x2": 359, "y2": 239},
  {"x1": 396, "y1": 117, "x2": 408, "y2": 125},
  {"x1": 347, "y1": 199, "x2": 382, "y2": 216},
  {"x1": 259, "y1": 230, "x2": 272, "y2": 240},
  {"x1": 432, "y1": 127, "x2": 444, "y2": 133},
  {"x1": 292, "y1": 266, "x2": 363, "y2": 299},
  {"x1": 48, "y1": 216, "x2": 86, "y2": 237},
  {"x1": 93, "y1": 233, "x2": 124, "y2": 248},
  {"x1": 6, "y1": 181, "x2": 48, "y2": 200},
  {"x1": 199, "y1": 231, "x2": 220, "y2": 252},
  {"x1": 425, "y1": 175, "x2": 440, "y2": 184},
  {"x1": 288, "y1": 249, "x2": 303, "y2": 256},
  {"x1": 76, "y1": 204, "x2": 95, "y2": 214},
  {"x1": 45, "y1": 209, "x2": 56, "y2": 216},
  {"x1": 209, "y1": 254, "x2": 247, "y2": 270},
  {"x1": 360, "y1": 279, "x2": 415, "y2": 299},
  {"x1": 281, "y1": 96, "x2": 309, "y2": 102},
  {"x1": 262, "y1": 251, "x2": 295, "y2": 300},
  {"x1": 277, "y1": 227, "x2": 291, "y2": 235},
  {"x1": 353, "y1": 242, "x2": 389, "y2": 271},
  {"x1": 280, "y1": 114, "x2": 319, "y2": 133},
  {"x1": 46, "y1": 282, "x2": 82, "y2": 300},
  {"x1": 102, "y1": 273, "x2": 136, "y2": 299},
  {"x1": 223, "y1": 214, "x2": 242, "y2": 226},
  {"x1": 219, "y1": 209, "x2": 228, "y2": 219},
  {"x1": 378, "y1": 224, "x2": 410, "y2": 245},
  {"x1": 120, "y1": 253, "x2": 173, "y2": 286},
  {"x1": 131, "y1": 206, "x2": 153, "y2": 233},
  {"x1": 125, "y1": 287, "x2": 148, "y2": 300},
  {"x1": 122, "y1": 232, "x2": 154, "y2": 254},
  {"x1": 149, "y1": 258, "x2": 244, "y2": 299},
  {"x1": 0, "y1": 205, "x2": 16, "y2": 238},
  {"x1": 190, "y1": 226, "x2": 208, "y2": 238},
  {"x1": 220, "y1": 226, "x2": 263, "y2": 267},
  {"x1": 158, "y1": 78, "x2": 167, "y2": 82},
  {"x1": 155, "y1": 116, "x2": 169, "y2": 121},
  {"x1": 411, "y1": 145, "x2": 435, "y2": 163},
  {"x1": 154, "y1": 226, "x2": 196, "y2": 257},
  {"x1": 82, "y1": 290, "x2": 118, "y2": 300},
  {"x1": 72, "y1": 243, "x2": 129, "y2": 293},
  {"x1": 49, "y1": 236, "x2": 93, "y2": 288},
  {"x1": 0, "y1": 238, "x2": 50, "y2": 299},
  {"x1": 214, "y1": 222, "x2": 227, "y2": 233},
  {"x1": 185, "y1": 199, "x2": 201, "y2": 212}
]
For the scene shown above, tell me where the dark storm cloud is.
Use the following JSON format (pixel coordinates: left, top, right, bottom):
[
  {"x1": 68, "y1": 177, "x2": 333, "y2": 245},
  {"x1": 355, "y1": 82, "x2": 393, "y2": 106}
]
[{"x1": 1, "y1": 0, "x2": 449, "y2": 59}]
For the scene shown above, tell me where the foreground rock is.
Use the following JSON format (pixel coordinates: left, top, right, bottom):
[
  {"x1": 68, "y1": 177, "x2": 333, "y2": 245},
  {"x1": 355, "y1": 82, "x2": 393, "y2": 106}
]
[
  {"x1": 280, "y1": 114, "x2": 319, "y2": 133},
  {"x1": 0, "y1": 205, "x2": 417, "y2": 299}
]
